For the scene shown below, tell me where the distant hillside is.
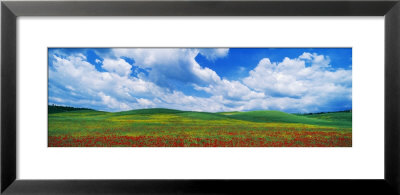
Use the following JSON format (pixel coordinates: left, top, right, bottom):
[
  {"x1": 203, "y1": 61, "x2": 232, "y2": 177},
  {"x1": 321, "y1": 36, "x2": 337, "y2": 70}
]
[
  {"x1": 115, "y1": 108, "x2": 184, "y2": 115},
  {"x1": 48, "y1": 107, "x2": 351, "y2": 128},
  {"x1": 48, "y1": 105, "x2": 93, "y2": 114},
  {"x1": 297, "y1": 111, "x2": 352, "y2": 124},
  {"x1": 297, "y1": 110, "x2": 352, "y2": 115},
  {"x1": 221, "y1": 110, "x2": 351, "y2": 128},
  {"x1": 117, "y1": 108, "x2": 352, "y2": 128},
  {"x1": 222, "y1": 110, "x2": 321, "y2": 123}
]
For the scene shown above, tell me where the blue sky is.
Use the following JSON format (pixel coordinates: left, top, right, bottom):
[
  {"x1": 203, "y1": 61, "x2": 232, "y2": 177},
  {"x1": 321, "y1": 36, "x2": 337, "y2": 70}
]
[{"x1": 48, "y1": 48, "x2": 352, "y2": 113}]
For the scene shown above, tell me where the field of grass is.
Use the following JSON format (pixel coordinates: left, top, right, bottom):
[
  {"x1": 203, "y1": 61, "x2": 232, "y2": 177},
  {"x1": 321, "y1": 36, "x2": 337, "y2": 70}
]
[{"x1": 48, "y1": 106, "x2": 352, "y2": 147}]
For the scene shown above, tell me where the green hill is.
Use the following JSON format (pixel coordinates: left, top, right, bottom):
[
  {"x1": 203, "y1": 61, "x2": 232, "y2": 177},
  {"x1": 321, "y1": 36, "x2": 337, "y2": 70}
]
[
  {"x1": 177, "y1": 111, "x2": 232, "y2": 121},
  {"x1": 298, "y1": 111, "x2": 352, "y2": 122},
  {"x1": 222, "y1": 110, "x2": 351, "y2": 128},
  {"x1": 114, "y1": 108, "x2": 184, "y2": 116},
  {"x1": 48, "y1": 106, "x2": 351, "y2": 128}
]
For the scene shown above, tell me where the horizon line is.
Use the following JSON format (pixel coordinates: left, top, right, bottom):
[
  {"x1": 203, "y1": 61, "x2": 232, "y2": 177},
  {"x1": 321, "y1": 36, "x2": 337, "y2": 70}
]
[{"x1": 48, "y1": 104, "x2": 352, "y2": 114}]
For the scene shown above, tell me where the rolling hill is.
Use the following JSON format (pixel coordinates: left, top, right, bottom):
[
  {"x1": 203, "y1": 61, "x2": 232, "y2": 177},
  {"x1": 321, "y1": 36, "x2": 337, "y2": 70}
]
[
  {"x1": 48, "y1": 105, "x2": 352, "y2": 147},
  {"x1": 48, "y1": 105, "x2": 351, "y2": 128}
]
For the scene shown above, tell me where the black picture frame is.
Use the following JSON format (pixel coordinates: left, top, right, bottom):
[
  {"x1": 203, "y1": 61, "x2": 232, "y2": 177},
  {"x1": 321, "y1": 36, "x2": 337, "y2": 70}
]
[{"x1": 1, "y1": 0, "x2": 399, "y2": 194}]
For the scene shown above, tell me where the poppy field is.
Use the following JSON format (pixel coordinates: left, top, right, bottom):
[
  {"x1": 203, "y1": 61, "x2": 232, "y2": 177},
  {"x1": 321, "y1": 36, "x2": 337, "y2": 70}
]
[{"x1": 48, "y1": 106, "x2": 352, "y2": 147}]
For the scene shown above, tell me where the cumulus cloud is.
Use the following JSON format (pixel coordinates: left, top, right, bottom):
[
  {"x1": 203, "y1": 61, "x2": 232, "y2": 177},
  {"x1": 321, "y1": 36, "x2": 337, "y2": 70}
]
[
  {"x1": 112, "y1": 48, "x2": 221, "y2": 87},
  {"x1": 98, "y1": 92, "x2": 132, "y2": 110},
  {"x1": 136, "y1": 98, "x2": 155, "y2": 108},
  {"x1": 242, "y1": 53, "x2": 352, "y2": 112},
  {"x1": 111, "y1": 48, "x2": 264, "y2": 102},
  {"x1": 299, "y1": 52, "x2": 331, "y2": 68},
  {"x1": 194, "y1": 79, "x2": 265, "y2": 100},
  {"x1": 49, "y1": 53, "x2": 162, "y2": 111},
  {"x1": 243, "y1": 58, "x2": 308, "y2": 97},
  {"x1": 49, "y1": 49, "x2": 240, "y2": 112},
  {"x1": 101, "y1": 58, "x2": 132, "y2": 76},
  {"x1": 198, "y1": 48, "x2": 229, "y2": 61}
]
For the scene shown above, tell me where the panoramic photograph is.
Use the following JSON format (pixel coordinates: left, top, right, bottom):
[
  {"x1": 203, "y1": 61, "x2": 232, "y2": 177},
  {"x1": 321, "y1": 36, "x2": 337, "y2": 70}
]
[{"x1": 48, "y1": 48, "x2": 352, "y2": 147}]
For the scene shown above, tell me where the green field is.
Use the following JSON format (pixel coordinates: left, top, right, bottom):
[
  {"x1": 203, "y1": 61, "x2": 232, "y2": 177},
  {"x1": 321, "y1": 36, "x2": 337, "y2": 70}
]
[{"x1": 48, "y1": 106, "x2": 352, "y2": 147}]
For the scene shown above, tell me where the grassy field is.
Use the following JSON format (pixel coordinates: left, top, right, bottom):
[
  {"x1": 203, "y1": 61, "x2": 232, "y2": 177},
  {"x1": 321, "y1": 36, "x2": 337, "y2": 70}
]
[{"x1": 48, "y1": 106, "x2": 352, "y2": 147}]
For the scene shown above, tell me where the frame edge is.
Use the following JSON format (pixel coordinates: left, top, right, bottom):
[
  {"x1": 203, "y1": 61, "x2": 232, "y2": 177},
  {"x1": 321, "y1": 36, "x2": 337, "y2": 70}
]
[
  {"x1": 1, "y1": 1, "x2": 17, "y2": 193},
  {"x1": 385, "y1": 1, "x2": 400, "y2": 194},
  {"x1": 3, "y1": 0, "x2": 399, "y2": 16}
]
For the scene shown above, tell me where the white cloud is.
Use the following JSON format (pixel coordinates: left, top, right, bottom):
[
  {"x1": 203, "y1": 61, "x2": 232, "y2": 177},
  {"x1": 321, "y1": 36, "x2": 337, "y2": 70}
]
[
  {"x1": 113, "y1": 48, "x2": 263, "y2": 102},
  {"x1": 299, "y1": 52, "x2": 312, "y2": 60},
  {"x1": 137, "y1": 98, "x2": 155, "y2": 108},
  {"x1": 299, "y1": 52, "x2": 330, "y2": 68},
  {"x1": 155, "y1": 91, "x2": 233, "y2": 112},
  {"x1": 49, "y1": 53, "x2": 164, "y2": 111},
  {"x1": 194, "y1": 79, "x2": 265, "y2": 100},
  {"x1": 98, "y1": 91, "x2": 132, "y2": 110},
  {"x1": 49, "y1": 51, "x2": 234, "y2": 112},
  {"x1": 242, "y1": 53, "x2": 351, "y2": 112},
  {"x1": 198, "y1": 48, "x2": 229, "y2": 61},
  {"x1": 112, "y1": 48, "x2": 264, "y2": 102},
  {"x1": 243, "y1": 58, "x2": 308, "y2": 97},
  {"x1": 112, "y1": 48, "x2": 221, "y2": 86},
  {"x1": 101, "y1": 58, "x2": 132, "y2": 76},
  {"x1": 49, "y1": 97, "x2": 65, "y2": 103}
]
